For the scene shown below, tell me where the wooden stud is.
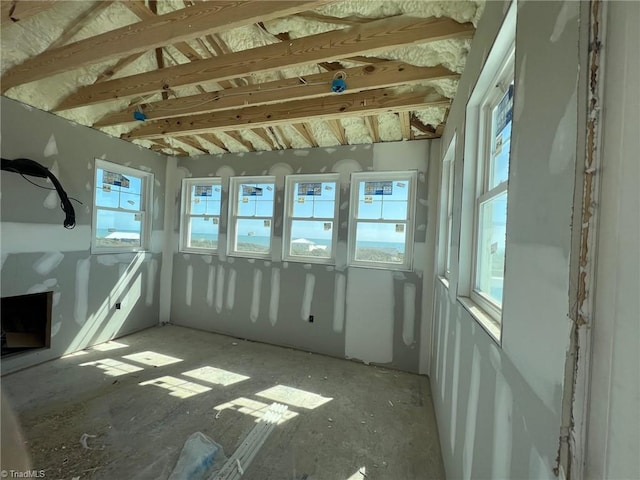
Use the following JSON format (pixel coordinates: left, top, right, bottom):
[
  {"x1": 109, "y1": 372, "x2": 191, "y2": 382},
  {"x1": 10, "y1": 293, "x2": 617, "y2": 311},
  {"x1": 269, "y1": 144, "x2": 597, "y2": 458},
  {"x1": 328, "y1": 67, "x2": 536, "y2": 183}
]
[
  {"x1": 250, "y1": 128, "x2": 279, "y2": 150},
  {"x1": 2, "y1": 1, "x2": 329, "y2": 91},
  {"x1": 150, "y1": 138, "x2": 189, "y2": 156},
  {"x1": 93, "y1": 52, "x2": 147, "y2": 83},
  {"x1": 122, "y1": 86, "x2": 449, "y2": 140},
  {"x1": 93, "y1": 62, "x2": 456, "y2": 125},
  {"x1": 56, "y1": 16, "x2": 473, "y2": 109},
  {"x1": 267, "y1": 127, "x2": 285, "y2": 150}
]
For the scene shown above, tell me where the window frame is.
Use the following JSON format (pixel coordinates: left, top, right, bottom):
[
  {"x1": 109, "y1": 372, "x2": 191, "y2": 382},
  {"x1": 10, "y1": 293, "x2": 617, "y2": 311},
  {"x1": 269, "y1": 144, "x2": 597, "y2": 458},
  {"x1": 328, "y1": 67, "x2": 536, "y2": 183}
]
[
  {"x1": 91, "y1": 159, "x2": 153, "y2": 254},
  {"x1": 470, "y1": 52, "x2": 514, "y2": 320},
  {"x1": 282, "y1": 173, "x2": 340, "y2": 265},
  {"x1": 179, "y1": 177, "x2": 223, "y2": 254},
  {"x1": 347, "y1": 170, "x2": 418, "y2": 271},
  {"x1": 227, "y1": 175, "x2": 276, "y2": 260},
  {"x1": 441, "y1": 135, "x2": 456, "y2": 279}
]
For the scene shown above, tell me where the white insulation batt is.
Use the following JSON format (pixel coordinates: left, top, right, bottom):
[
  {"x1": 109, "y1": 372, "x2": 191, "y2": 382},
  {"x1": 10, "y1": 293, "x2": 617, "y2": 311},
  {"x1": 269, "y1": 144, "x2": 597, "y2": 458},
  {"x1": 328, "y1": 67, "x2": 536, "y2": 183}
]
[{"x1": 0, "y1": 0, "x2": 484, "y2": 155}]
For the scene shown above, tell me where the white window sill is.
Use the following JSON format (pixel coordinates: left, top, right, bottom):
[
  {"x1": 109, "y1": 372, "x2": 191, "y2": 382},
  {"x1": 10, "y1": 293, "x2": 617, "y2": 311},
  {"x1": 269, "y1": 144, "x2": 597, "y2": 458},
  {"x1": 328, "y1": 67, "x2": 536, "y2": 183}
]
[
  {"x1": 283, "y1": 256, "x2": 335, "y2": 266},
  {"x1": 457, "y1": 296, "x2": 502, "y2": 345},
  {"x1": 180, "y1": 247, "x2": 219, "y2": 255}
]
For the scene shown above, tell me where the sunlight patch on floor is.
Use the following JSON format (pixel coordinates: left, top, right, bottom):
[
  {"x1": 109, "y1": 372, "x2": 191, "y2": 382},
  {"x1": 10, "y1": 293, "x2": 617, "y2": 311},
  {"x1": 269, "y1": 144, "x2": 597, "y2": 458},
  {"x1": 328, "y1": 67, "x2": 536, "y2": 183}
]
[
  {"x1": 182, "y1": 366, "x2": 250, "y2": 387},
  {"x1": 255, "y1": 385, "x2": 332, "y2": 409}
]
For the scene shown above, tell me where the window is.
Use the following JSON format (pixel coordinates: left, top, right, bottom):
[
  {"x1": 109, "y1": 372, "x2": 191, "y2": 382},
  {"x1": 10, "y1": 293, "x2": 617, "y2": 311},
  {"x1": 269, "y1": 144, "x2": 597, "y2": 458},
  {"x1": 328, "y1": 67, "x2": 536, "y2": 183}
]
[
  {"x1": 227, "y1": 176, "x2": 276, "y2": 259},
  {"x1": 462, "y1": 22, "x2": 515, "y2": 323},
  {"x1": 282, "y1": 174, "x2": 339, "y2": 264},
  {"x1": 92, "y1": 160, "x2": 153, "y2": 253},
  {"x1": 438, "y1": 135, "x2": 456, "y2": 279},
  {"x1": 180, "y1": 178, "x2": 222, "y2": 253},
  {"x1": 348, "y1": 171, "x2": 417, "y2": 270}
]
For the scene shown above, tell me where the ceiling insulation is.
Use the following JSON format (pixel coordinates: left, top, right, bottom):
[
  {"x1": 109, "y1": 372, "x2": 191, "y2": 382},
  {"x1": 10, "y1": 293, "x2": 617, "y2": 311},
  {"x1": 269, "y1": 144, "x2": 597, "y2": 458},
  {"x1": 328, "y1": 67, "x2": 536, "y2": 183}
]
[{"x1": 1, "y1": 0, "x2": 485, "y2": 156}]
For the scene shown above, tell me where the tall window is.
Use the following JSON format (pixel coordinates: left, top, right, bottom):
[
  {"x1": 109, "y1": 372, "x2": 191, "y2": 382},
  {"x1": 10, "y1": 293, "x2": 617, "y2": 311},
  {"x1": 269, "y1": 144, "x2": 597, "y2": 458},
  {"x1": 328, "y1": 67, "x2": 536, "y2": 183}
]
[
  {"x1": 227, "y1": 176, "x2": 276, "y2": 259},
  {"x1": 348, "y1": 171, "x2": 417, "y2": 270},
  {"x1": 180, "y1": 178, "x2": 222, "y2": 253},
  {"x1": 282, "y1": 174, "x2": 339, "y2": 264},
  {"x1": 92, "y1": 159, "x2": 153, "y2": 253},
  {"x1": 474, "y1": 68, "x2": 513, "y2": 310},
  {"x1": 439, "y1": 136, "x2": 456, "y2": 279}
]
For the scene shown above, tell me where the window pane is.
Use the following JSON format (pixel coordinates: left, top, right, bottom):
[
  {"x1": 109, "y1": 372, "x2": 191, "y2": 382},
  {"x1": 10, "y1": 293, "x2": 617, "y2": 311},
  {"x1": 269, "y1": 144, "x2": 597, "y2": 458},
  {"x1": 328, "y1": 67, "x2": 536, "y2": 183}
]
[
  {"x1": 289, "y1": 220, "x2": 333, "y2": 258},
  {"x1": 354, "y1": 222, "x2": 407, "y2": 264},
  {"x1": 95, "y1": 209, "x2": 142, "y2": 248},
  {"x1": 237, "y1": 183, "x2": 274, "y2": 217},
  {"x1": 235, "y1": 218, "x2": 271, "y2": 254},
  {"x1": 490, "y1": 83, "x2": 514, "y2": 189},
  {"x1": 357, "y1": 180, "x2": 409, "y2": 220},
  {"x1": 475, "y1": 191, "x2": 507, "y2": 305},
  {"x1": 190, "y1": 184, "x2": 221, "y2": 215},
  {"x1": 292, "y1": 182, "x2": 337, "y2": 218},
  {"x1": 120, "y1": 192, "x2": 141, "y2": 210},
  {"x1": 188, "y1": 217, "x2": 219, "y2": 249}
]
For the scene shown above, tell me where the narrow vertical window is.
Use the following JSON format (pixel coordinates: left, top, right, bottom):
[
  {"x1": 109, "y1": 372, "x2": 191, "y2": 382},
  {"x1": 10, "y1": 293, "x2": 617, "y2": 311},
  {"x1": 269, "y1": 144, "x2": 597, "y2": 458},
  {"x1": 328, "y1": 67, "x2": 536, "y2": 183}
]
[
  {"x1": 180, "y1": 178, "x2": 222, "y2": 253},
  {"x1": 227, "y1": 176, "x2": 276, "y2": 258},
  {"x1": 92, "y1": 159, "x2": 153, "y2": 253},
  {"x1": 283, "y1": 174, "x2": 340, "y2": 264}
]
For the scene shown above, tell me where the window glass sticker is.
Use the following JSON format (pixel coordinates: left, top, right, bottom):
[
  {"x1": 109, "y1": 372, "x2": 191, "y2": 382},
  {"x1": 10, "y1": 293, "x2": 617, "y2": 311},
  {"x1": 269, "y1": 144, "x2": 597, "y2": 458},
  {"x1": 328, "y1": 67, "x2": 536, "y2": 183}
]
[
  {"x1": 365, "y1": 181, "x2": 393, "y2": 196},
  {"x1": 298, "y1": 182, "x2": 322, "y2": 196},
  {"x1": 194, "y1": 185, "x2": 213, "y2": 197},
  {"x1": 103, "y1": 170, "x2": 130, "y2": 188},
  {"x1": 242, "y1": 185, "x2": 263, "y2": 196}
]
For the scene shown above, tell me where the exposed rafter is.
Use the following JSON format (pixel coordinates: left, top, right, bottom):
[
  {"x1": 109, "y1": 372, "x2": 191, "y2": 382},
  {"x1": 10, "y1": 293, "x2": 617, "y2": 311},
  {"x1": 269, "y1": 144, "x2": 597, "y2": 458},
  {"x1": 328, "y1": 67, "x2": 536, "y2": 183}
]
[
  {"x1": 364, "y1": 116, "x2": 380, "y2": 143},
  {"x1": 1, "y1": 0, "x2": 329, "y2": 91},
  {"x1": 55, "y1": 16, "x2": 474, "y2": 110},
  {"x1": 198, "y1": 133, "x2": 230, "y2": 153},
  {"x1": 224, "y1": 131, "x2": 255, "y2": 152},
  {"x1": 399, "y1": 111, "x2": 412, "y2": 140},
  {"x1": 292, "y1": 123, "x2": 319, "y2": 147},
  {"x1": 123, "y1": 87, "x2": 448, "y2": 140},
  {"x1": 1, "y1": 1, "x2": 59, "y2": 26},
  {"x1": 93, "y1": 62, "x2": 456, "y2": 126},
  {"x1": 47, "y1": 1, "x2": 113, "y2": 50},
  {"x1": 325, "y1": 119, "x2": 347, "y2": 145}
]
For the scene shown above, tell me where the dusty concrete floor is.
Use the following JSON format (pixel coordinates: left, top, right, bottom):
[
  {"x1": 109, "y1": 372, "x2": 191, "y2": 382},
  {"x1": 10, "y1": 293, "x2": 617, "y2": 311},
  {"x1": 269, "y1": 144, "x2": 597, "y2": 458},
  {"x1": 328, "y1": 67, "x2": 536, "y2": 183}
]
[{"x1": 1, "y1": 325, "x2": 444, "y2": 480}]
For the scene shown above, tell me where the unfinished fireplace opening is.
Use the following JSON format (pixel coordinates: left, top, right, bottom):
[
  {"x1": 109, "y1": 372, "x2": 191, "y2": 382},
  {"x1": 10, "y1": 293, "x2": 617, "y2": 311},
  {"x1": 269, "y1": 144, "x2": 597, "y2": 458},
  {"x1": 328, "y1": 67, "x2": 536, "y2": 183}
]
[{"x1": 1, "y1": 291, "x2": 52, "y2": 357}]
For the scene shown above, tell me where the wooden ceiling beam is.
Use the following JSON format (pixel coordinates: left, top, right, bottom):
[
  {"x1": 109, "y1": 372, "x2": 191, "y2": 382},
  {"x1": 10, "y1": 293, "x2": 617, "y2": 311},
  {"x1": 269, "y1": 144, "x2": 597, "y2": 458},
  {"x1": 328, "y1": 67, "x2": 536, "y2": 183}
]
[
  {"x1": 93, "y1": 51, "x2": 147, "y2": 83},
  {"x1": 326, "y1": 120, "x2": 347, "y2": 145},
  {"x1": 173, "y1": 136, "x2": 209, "y2": 154},
  {"x1": 150, "y1": 138, "x2": 189, "y2": 156},
  {"x1": 93, "y1": 62, "x2": 457, "y2": 126},
  {"x1": 251, "y1": 128, "x2": 280, "y2": 150},
  {"x1": 295, "y1": 12, "x2": 377, "y2": 25},
  {"x1": 197, "y1": 133, "x2": 230, "y2": 153},
  {"x1": 364, "y1": 116, "x2": 380, "y2": 143},
  {"x1": 1, "y1": 1, "x2": 58, "y2": 26},
  {"x1": 399, "y1": 111, "x2": 412, "y2": 140},
  {"x1": 410, "y1": 116, "x2": 438, "y2": 135},
  {"x1": 292, "y1": 123, "x2": 318, "y2": 147},
  {"x1": 224, "y1": 131, "x2": 255, "y2": 152},
  {"x1": 268, "y1": 127, "x2": 286, "y2": 150},
  {"x1": 124, "y1": 87, "x2": 449, "y2": 140},
  {"x1": 48, "y1": 1, "x2": 113, "y2": 49},
  {"x1": 275, "y1": 127, "x2": 293, "y2": 150},
  {"x1": 56, "y1": 16, "x2": 473, "y2": 110},
  {"x1": 1, "y1": 1, "x2": 329, "y2": 91}
]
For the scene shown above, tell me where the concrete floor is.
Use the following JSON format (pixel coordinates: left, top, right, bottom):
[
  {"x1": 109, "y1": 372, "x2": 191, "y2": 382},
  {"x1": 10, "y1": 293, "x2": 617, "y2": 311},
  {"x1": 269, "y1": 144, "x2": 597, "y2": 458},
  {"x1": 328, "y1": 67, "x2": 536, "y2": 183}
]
[{"x1": 1, "y1": 325, "x2": 445, "y2": 479}]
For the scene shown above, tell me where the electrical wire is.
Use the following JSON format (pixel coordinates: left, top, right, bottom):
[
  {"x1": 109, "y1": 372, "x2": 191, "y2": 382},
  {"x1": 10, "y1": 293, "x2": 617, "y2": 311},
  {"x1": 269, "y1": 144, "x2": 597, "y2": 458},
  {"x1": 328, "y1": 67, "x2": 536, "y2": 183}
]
[{"x1": 16, "y1": 172, "x2": 83, "y2": 205}]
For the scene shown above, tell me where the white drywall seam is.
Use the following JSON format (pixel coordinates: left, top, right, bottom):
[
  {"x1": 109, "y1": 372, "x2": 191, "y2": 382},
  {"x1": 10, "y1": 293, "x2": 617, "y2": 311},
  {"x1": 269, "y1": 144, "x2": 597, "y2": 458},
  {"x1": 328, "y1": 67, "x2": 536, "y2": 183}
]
[
  {"x1": 185, "y1": 264, "x2": 193, "y2": 307},
  {"x1": 206, "y1": 265, "x2": 215, "y2": 307},
  {"x1": 402, "y1": 283, "x2": 416, "y2": 345},
  {"x1": 300, "y1": 273, "x2": 315, "y2": 321},
  {"x1": 269, "y1": 268, "x2": 280, "y2": 326},
  {"x1": 215, "y1": 265, "x2": 225, "y2": 314},
  {"x1": 74, "y1": 257, "x2": 90, "y2": 326},
  {"x1": 226, "y1": 268, "x2": 237, "y2": 310},
  {"x1": 250, "y1": 268, "x2": 262, "y2": 322},
  {"x1": 159, "y1": 156, "x2": 177, "y2": 324},
  {"x1": 332, "y1": 273, "x2": 346, "y2": 333}
]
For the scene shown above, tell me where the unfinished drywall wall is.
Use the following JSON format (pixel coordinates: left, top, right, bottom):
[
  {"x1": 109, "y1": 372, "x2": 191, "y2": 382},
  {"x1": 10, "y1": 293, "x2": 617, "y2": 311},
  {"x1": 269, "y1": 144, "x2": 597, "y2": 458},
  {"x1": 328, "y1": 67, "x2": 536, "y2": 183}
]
[
  {"x1": 169, "y1": 140, "x2": 439, "y2": 373},
  {"x1": 586, "y1": 2, "x2": 640, "y2": 478},
  {"x1": 0, "y1": 97, "x2": 167, "y2": 374},
  {"x1": 430, "y1": 0, "x2": 584, "y2": 478}
]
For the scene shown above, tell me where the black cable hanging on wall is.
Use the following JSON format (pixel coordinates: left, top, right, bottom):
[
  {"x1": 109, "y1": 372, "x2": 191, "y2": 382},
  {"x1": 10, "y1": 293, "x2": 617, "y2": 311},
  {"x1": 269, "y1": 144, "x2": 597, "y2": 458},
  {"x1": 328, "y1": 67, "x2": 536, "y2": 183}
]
[{"x1": 1, "y1": 157, "x2": 78, "y2": 229}]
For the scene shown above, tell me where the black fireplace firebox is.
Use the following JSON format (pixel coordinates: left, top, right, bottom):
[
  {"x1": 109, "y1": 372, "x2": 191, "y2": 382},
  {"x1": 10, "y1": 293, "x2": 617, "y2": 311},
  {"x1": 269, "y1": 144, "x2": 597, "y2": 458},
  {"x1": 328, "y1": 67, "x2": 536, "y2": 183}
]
[{"x1": 1, "y1": 291, "x2": 52, "y2": 357}]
